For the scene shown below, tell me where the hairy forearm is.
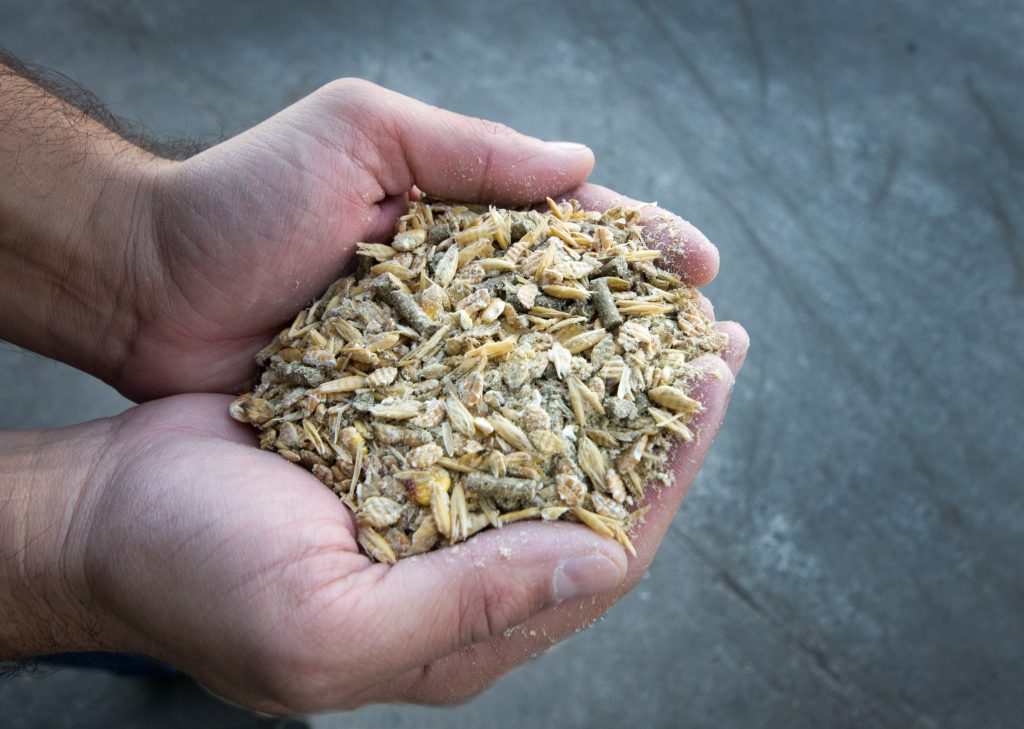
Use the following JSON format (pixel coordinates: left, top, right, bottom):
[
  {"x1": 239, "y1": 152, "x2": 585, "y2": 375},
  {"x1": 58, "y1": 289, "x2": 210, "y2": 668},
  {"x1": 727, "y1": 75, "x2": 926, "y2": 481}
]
[
  {"x1": 0, "y1": 423, "x2": 114, "y2": 659},
  {"x1": 0, "y1": 61, "x2": 165, "y2": 385}
]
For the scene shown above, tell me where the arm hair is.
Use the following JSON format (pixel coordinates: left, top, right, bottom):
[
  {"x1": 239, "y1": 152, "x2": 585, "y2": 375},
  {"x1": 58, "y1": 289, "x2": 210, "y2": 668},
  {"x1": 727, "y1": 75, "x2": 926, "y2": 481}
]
[{"x1": 1, "y1": 47, "x2": 214, "y2": 160}]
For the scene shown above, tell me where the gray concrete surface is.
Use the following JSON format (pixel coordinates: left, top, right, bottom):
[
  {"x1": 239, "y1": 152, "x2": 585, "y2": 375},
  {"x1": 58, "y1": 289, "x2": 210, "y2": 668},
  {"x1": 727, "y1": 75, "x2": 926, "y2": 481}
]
[{"x1": 1, "y1": 0, "x2": 1022, "y2": 727}]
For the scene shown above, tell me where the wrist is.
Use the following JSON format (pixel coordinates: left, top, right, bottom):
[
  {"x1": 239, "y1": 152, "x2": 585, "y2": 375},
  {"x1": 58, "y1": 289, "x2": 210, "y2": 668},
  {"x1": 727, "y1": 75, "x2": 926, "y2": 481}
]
[
  {"x1": 74, "y1": 153, "x2": 170, "y2": 384},
  {"x1": 0, "y1": 421, "x2": 121, "y2": 659},
  {"x1": 0, "y1": 69, "x2": 170, "y2": 387}
]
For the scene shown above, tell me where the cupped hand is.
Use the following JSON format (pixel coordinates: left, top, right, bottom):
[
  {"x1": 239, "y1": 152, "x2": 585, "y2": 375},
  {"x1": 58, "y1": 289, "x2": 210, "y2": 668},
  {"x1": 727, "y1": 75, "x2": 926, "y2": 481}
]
[
  {"x1": 116, "y1": 80, "x2": 725, "y2": 402},
  {"x1": 77, "y1": 393, "x2": 618, "y2": 713},
  {"x1": 115, "y1": 79, "x2": 599, "y2": 401},
  {"x1": 74, "y1": 313, "x2": 743, "y2": 714}
]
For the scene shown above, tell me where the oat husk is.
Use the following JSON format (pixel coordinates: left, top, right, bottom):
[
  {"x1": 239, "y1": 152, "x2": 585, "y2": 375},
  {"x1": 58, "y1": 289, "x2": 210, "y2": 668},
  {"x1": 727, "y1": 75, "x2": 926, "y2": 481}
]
[{"x1": 230, "y1": 199, "x2": 726, "y2": 563}]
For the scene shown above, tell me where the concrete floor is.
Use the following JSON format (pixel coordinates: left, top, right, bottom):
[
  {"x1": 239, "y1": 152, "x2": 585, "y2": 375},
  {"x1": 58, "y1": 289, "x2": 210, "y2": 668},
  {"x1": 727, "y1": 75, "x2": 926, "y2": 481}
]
[{"x1": 1, "y1": 1, "x2": 1021, "y2": 727}]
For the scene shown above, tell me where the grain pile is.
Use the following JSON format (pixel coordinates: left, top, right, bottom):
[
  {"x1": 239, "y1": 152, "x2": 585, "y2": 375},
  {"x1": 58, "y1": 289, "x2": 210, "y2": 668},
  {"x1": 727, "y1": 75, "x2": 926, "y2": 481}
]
[{"x1": 230, "y1": 199, "x2": 726, "y2": 562}]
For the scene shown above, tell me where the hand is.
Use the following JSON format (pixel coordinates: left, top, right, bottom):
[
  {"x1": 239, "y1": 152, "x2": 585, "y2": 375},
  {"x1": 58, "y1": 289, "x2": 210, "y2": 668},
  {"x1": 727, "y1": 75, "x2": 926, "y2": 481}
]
[
  {"x1": 0, "y1": 322, "x2": 745, "y2": 713},
  {"x1": 64, "y1": 394, "x2": 622, "y2": 711},
  {"x1": 117, "y1": 80, "x2": 731, "y2": 401},
  {"x1": 0, "y1": 71, "x2": 722, "y2": 402},
  {"x1": 106, "y1": 79, "x2": 597, "y2": 400},
  {"x1": 59, "y1": 317, "x2": 744, "y2": 713}
]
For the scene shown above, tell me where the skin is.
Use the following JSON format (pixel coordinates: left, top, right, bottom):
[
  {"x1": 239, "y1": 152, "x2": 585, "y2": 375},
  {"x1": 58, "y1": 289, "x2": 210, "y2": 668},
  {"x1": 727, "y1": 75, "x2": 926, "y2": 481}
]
[{"x1": 0, "y1": 69, "x2": 748, "y2": 713}]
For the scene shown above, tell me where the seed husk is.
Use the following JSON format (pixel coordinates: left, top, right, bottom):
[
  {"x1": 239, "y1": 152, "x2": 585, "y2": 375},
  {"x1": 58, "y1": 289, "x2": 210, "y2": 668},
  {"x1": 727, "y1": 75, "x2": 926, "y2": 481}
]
[
  {"x1": 563, "y1": 328, "x2": 608, "y2": 354},
  {"x1": 319, "y1": 375, "x2": 368, "y2": 394}
]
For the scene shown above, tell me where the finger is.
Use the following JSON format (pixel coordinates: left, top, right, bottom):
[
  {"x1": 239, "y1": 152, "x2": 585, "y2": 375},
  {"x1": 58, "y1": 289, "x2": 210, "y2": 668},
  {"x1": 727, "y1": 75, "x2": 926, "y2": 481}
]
[
  {"x1": 631, "y1": 354, "x2": 736, "y2": 550},
  {"x1": 365, "y1": 191, "x2": 411, "y2": 242},
  {"x1": 174, "y1": 393, "x2": 261, "y2": 447},
  {"x1": 713, "y1": 321, "x2": 749, "y2": 376},
  {"x1": 375, "y1": 355, "x2": 739, "y2": 705},
  {"x1": 560, "y1": 183, "x2": 720, "y2": 287},
  {"x1": 698, "y1": 292, "x2": 715, "y2": 319},
  {"x1": 343, "y1": 520, "x2": 627, "y2": 686},
  {"x1": 324, "y1": 79, "x2": 595, "y2": 205}
]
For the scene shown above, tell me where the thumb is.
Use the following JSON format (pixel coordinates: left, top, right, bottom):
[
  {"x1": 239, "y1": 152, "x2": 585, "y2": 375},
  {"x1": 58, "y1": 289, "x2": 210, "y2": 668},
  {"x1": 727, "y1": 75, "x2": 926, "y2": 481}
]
[
  {"x1": 318, "y1": 78, "x2": 595, "y2": 205},
  {"x1": 352, "y1": 521, "x2": 626, "y2": 676}
]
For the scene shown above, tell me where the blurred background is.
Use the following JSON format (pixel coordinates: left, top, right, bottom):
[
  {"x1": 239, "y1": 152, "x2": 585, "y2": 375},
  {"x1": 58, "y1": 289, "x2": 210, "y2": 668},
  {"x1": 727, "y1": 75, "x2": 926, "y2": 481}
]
[{"x1": 1, "y1": 1, "x2": 1021, "y2": 727}]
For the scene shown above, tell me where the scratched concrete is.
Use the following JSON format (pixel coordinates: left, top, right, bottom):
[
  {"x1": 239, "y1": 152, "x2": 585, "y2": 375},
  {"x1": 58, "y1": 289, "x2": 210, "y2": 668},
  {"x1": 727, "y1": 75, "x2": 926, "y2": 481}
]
[{"x1": 1, "y1": 1, "x2": 1022, "y2": 727}]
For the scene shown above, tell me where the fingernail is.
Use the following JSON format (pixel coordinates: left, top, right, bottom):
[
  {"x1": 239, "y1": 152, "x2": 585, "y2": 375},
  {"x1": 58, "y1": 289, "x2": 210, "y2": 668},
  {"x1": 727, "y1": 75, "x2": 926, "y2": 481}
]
[
  {"x1": 545, "y1": 141, "x2": 590, "y2": 153},
  {"x1": 553, "y1": 554, "x2": 624, "y2": 602}
]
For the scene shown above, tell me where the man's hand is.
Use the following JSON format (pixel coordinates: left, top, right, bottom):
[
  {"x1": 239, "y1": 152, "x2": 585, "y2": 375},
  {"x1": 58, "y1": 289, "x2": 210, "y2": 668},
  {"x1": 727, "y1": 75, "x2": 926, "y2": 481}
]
[
  {"x1": 1, "y1": 71, "x2": 721, "y2": 402},
  {"x1": 116, "y1": 78, "x2": 603, "y2": 400},
  {"x1": 74, "y1": 394, "x2": 629, "y2": 712},
  {"x1": 0, "y1": 324, "x2": 743, "y2": 712}
]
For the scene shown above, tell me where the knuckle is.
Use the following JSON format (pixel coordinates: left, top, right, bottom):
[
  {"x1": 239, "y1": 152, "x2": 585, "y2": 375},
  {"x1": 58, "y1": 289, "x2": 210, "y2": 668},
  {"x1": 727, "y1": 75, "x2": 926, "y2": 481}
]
[
  {"x1": 320, "y1": 76, "x2": 382, "y2": 103},
  {"x1": 318, "y1": 78, "x2": 400, "y2": 168},
  {"x1": 471, "y1": 117, "x2": 517, "y2": 140},
  {"x1": 456, "y1": 566, "x2": 534, "y2": 645}
]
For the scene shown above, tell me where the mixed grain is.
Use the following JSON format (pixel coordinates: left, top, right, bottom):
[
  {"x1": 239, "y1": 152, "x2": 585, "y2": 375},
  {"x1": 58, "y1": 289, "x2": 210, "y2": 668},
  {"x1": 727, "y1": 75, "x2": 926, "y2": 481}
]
[{"x1": 230, "y1": 199, "x2": 726, "y2": 563}]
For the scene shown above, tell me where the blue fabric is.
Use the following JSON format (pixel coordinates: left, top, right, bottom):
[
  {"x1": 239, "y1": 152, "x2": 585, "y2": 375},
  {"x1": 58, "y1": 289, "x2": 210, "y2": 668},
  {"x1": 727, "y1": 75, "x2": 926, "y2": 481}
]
[{"x1": 38, "y1": 652, "x2": 182, "y2": 678}]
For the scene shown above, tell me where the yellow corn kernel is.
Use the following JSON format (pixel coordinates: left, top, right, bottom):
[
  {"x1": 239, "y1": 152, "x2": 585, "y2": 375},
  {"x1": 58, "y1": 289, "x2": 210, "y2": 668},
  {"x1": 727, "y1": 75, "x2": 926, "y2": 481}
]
[{"x1": 410, "y1": 465, "x2": 451, "y2": 506}]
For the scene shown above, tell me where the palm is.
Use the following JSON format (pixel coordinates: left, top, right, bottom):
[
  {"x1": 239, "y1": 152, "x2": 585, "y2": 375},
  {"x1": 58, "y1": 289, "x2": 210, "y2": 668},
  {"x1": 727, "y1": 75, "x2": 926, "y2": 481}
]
[
  {"x1": 86, "y1": 325, "x2": 743, "y2": 712},
  {"x1": 87, "y1": 395, "x2": 378, "y2": 706},
  {"x1": 118, "y1": 79, "x2": 601, "y2": 402},
  {"x1": 124, "y1": 95, "x2": 408, "y2": 400}
]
